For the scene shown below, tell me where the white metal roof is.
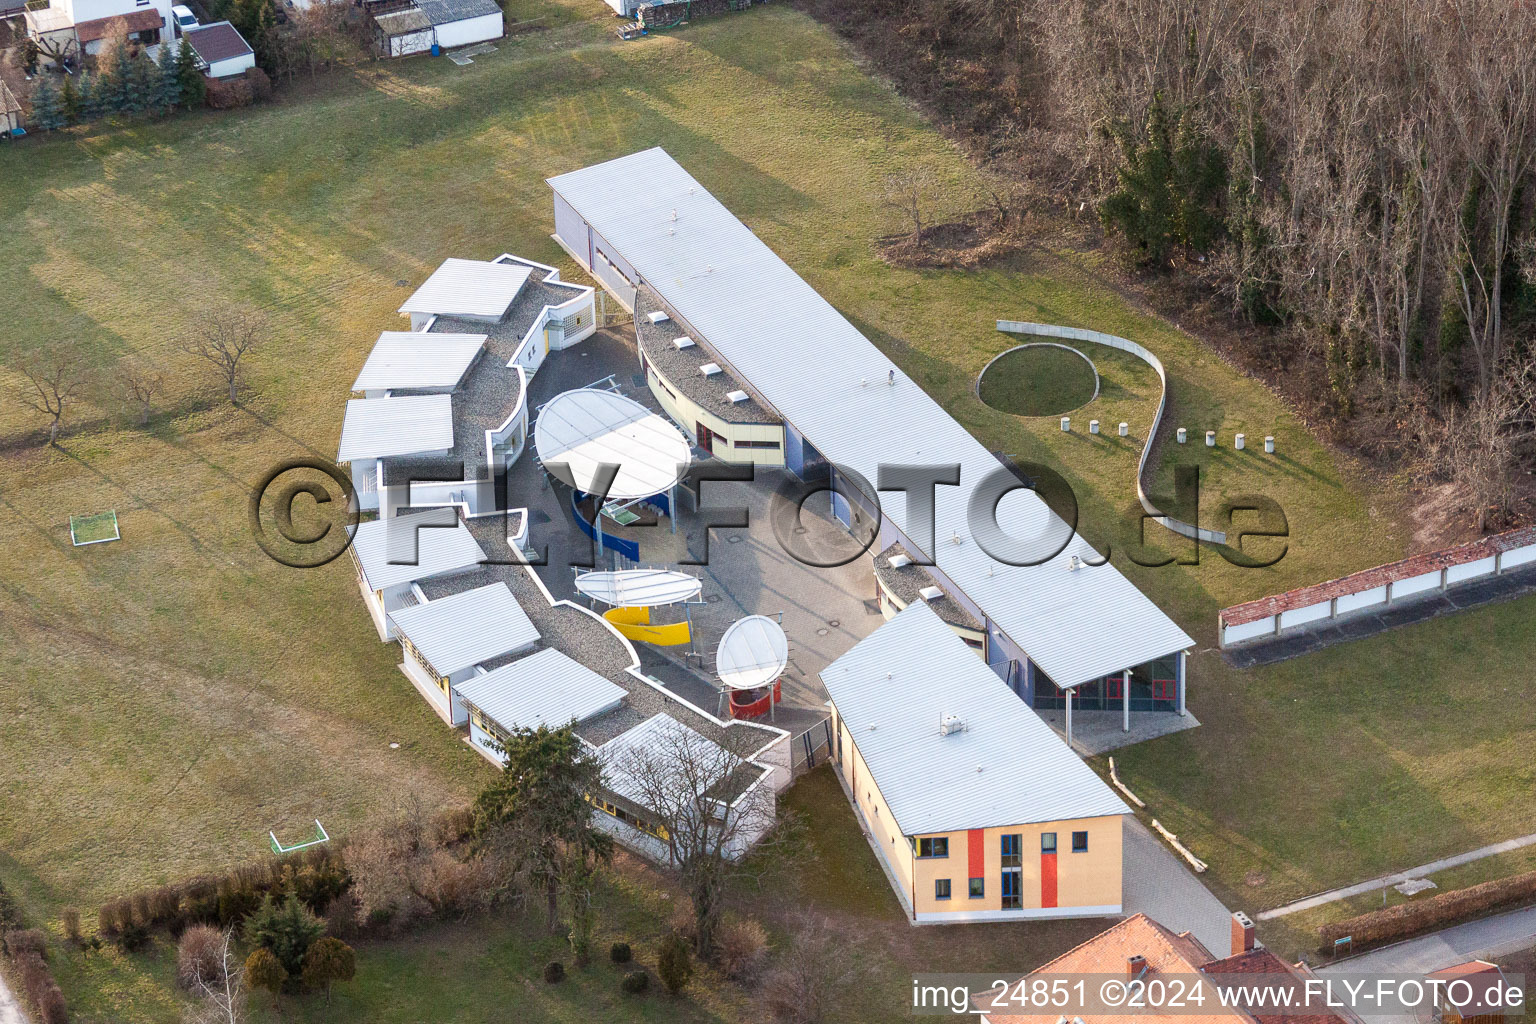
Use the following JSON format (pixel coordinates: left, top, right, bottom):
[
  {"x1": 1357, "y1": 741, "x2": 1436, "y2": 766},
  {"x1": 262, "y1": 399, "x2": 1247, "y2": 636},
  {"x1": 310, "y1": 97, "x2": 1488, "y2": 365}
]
[
  {"x1": 534, "y1": 388, "x2": 692, "y2": 501},
  {"x1": 548, "y1": 149, "x2": 1192, "y2": 687},
  {"x1": 352, "y1": 332, "x2": 487, "y2": 391},
  {"x1": 386, "y1": 582, "x2": 539, "y2": 676},
  {"x1": 337, "y1": 395, "x2": 454, "y2": 462},
  {"x1": 351, "y1": 508, "x2": 486, "y2": 591},
  {"x1": 574, "y1": 568, "x2": 702, "y2": 607},
  {"x1": 598, "y1": 713, "x2": 742, "y2": 808},
  {"x1": 398, "y1": 258, "x2": 532, "y2": 320},
  {"x1": 820, "y1": 602, "x2": 1129, "y2": 835},
  {"x1": 715, "y1": 615, "x2": 788, "y2": 691},
  {"x1": 454, "y1": 648, "x2": 627, "y2": 733}
]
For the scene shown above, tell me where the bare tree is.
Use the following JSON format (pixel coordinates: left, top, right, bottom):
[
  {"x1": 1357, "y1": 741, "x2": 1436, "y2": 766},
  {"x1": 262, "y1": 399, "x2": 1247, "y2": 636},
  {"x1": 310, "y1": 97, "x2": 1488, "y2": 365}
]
[
  {"x1": 1424, "y1": 358, "x2": 1536, "y2": 532},
  {"x1": 882, "y1": 167, "x2": 941, "y2": 246},
  {"x1": 118, "y1": 359, "x2": 166, "y2": 427},
  {"x1": 184, "y1": 929, "x2": 247, "y2": 1024},
  {"x1": 762, "y1": 913, "x2": 863, "y2": 1024},
  {"x1": 16, "y1": 349, "x2": 88, "y2": 446},
  {"x1": 602, "y1": 717, "x2": 779, "y2": 961},
  {"x1": 181, "y1": 311, "x2": 264, "y2": 405}
]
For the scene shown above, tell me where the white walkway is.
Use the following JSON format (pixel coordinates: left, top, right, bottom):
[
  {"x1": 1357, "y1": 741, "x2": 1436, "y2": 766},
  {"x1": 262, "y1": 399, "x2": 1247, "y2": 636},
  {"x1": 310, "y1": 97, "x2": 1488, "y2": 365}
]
[
  {"x1": 1258, "y1": 832, "x2": 1536, "y2": 920},
  {"x1": 0, "y1": 972, "x2": 29, "y2": 1024}
]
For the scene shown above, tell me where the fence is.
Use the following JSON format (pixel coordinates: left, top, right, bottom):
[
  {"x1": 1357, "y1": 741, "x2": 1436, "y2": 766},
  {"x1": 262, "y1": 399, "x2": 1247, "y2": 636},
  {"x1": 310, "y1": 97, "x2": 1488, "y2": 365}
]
[
  {"x1": 792, "y1": 717, "x2": 833, "y2": 773},
  {"x1": 1219, "y1": 526, "x2": 1536, "y2": 647}
]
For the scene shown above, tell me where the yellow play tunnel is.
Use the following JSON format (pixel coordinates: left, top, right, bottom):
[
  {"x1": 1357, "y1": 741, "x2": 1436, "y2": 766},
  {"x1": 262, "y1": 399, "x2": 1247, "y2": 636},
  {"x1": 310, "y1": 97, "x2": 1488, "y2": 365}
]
[{"x1": 603, "y1": 606, "x2": 692, "y2": 646}]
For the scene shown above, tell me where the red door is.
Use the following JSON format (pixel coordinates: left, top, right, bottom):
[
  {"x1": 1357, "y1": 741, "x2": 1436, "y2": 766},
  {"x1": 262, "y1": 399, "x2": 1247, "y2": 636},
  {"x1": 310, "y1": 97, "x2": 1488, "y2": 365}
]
[{"x1": 1040, "y1": 833, "x2": 1058, "y2": 908}]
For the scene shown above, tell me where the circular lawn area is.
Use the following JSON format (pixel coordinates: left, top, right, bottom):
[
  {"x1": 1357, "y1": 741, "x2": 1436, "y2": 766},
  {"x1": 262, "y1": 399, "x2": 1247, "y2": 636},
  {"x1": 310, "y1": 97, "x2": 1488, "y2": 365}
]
[{"x1": 977, "y1": 343, "x2": 1100, "y2": 417}]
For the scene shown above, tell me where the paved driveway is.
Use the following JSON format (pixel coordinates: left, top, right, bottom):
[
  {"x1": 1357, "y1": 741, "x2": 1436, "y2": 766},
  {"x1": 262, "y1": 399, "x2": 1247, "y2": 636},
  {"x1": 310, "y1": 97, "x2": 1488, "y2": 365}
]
[
  {"x1": 1123, "y1": 817, "x2": 1235, "y2": 957},
  {"x1": 1315, "y1": 904, "x2": 1536, "y2": 976}
]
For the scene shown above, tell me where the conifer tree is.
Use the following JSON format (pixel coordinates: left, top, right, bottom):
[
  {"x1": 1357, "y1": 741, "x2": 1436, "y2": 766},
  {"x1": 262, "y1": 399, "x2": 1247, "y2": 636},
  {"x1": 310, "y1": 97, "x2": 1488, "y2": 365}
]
[
  {"x1": 156, "y1": 42, "x2": 182, "y2": 112},
  {"x1": 60, "y1": 74, "x2": 80, "y2": 125},
  {"x1": 176, "y1": 38, "x2": 206, "y2": 109},
  {"x1": 30, "y1": 76, "x2": 65, "y2": 131}
]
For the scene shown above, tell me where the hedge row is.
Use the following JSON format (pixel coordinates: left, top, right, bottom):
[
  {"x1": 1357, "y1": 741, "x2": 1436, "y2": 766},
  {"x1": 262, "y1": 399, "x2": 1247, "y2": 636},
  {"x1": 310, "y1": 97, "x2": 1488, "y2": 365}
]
[
  {"x1": 1320, "y1": 869, "x2": 1536, "y2": 950},
  {"x1": 2, "y1": 920, "x2": 68, "y2": 1024}
]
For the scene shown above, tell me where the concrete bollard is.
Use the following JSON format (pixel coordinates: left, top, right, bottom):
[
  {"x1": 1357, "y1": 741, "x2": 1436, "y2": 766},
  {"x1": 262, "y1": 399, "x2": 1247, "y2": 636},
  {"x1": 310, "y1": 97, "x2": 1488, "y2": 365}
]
[
  {"x1": 1205, "y1": 430, "x2": 1216, "y2": 447},
  {"x1": 1061, "y1": 417, "x2": 1071, "y2": 432},
  {"x1": 1119, "y1": 422, "x2": 1129, "y2": 437},
  {"x1": 1177, "y1": 427, "x2": 1187, "y2": 444},
  {"x1": 1089, "y1": 420, "x2": 1100, "y2": 434},
  {"x1": 1235, "y1": 433, "x2": 1245, "y2": 450},
  {"x1": 1265, "y1": 435, "x2": 1275, "y2": 454}
]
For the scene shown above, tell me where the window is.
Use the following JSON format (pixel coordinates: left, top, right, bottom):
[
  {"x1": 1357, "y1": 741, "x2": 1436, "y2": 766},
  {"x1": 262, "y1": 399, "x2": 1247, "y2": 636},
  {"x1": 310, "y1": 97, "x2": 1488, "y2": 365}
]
[
  {"x1": 1072, "y1": 831, "x2": 1088, "y2": 853},
  {"x1": 969, "y1": 877, "x2": 985, "y2": 898},
  {"x1": 1041, "y1": 832, "x2": 1057, "y2": 854},
  {"x1": 1000, "y1": 834, "x2": 1022, "y2": 867},
  {"x1": 916, "y1": 837, "x2": 948, "y2": 859},
  {"x1": 735, "y1": 439, "x2": 781, "y2": 449},
  {"x1": 1001, "y1": 870, "x2": 1022, "y2": 910},
  {"x1": 935, "y1": 879, "x2": 952, "y2": 900}
]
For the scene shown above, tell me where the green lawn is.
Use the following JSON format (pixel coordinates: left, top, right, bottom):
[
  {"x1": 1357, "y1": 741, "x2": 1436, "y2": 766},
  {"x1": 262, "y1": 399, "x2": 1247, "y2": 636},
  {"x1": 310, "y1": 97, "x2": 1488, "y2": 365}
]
[
  {"x1": 2, "y1": 0, "x2": 1535, "y2": 1017},
  {"x1": 977, "y1": 342, "x2": 1101, "y2": 417}
]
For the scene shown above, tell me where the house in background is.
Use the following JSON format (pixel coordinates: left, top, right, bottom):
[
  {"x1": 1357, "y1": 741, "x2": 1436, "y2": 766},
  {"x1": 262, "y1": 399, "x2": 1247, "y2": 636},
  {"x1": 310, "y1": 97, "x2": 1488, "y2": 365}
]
[
  {"x1": 182, "y1": 20, "x2": 254, "y2": 79},
  {"x1": 822, "y1": 602, "x2": 1129, "y2": 924},
  {"x1": 374, "y1": 6, "x2": 434, "y2": 57},
  {"x1": 983, "y1": 912, "x2": 1356, "y2": 1024},
  {"x1": 25, "y1": 0, "x2": 172, "y2": 60},
  {"x1": 1, "y1": 80, "x2": 22, "y2": 137}
]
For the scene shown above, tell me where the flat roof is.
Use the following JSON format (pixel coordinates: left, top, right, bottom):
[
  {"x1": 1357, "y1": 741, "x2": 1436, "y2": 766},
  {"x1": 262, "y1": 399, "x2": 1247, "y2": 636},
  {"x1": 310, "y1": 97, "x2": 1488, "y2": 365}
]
[
  {"x1": 387, "y1": 581, "x2": 539, "y2": 676},
  {"x1": 352, "y1": 332, "x2": 487, "y2": 391},
  {"x1": 399, "y1": 258, "x2": 532, "y2": 320},
  {"x1": 534, "y1": 388, "x2": 691, "y2": 501},
  {"x1": 820, "y1": 602, "x2": 1129, "y2": 835},
  {"x1": 351, "y1": 508, "x2": 486, "y2": 592},
  {"x1": 455, "y1": 648, "x2": 627, "y2": 734},
  {"x1": 337, "y1": 394, "x2": 454, "y2": 461},
  {"x1": 548, "y1": 149, "x2": 1193, "y2": 687}
]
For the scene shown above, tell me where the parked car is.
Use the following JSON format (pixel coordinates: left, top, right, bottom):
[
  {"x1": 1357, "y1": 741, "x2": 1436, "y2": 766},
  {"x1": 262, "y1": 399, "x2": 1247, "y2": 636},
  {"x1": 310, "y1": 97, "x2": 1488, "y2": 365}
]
[{"x1": 171, "y1": 5, "x2": 199, "y2": 36}]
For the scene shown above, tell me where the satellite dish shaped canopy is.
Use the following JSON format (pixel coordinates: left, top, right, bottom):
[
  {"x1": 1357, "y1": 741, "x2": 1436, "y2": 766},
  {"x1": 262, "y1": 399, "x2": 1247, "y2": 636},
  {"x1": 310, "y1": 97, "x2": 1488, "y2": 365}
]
[
  {"x1": 575, "y1": 568, "x2": 702, "y2": 608},
  {"x1": 716, "y1": 615, "x2": 789, "y2": 691},
  {"x1": 534, "y1": 388, "x2": 691, "y2": 501}
]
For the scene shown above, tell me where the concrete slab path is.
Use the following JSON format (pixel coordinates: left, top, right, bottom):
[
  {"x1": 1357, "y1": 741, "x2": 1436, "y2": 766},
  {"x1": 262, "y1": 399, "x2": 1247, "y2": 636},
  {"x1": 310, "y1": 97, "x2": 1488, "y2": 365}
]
[{"x1": 1259, "y1": 832, "x2": 1536, "y2": 920}]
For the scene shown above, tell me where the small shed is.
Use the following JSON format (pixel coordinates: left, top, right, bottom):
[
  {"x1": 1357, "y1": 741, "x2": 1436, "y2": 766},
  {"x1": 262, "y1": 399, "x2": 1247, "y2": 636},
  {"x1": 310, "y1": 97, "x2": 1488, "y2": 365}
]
[
  {"x1": 414, "y1": 0, "x2": 504, "y2": 50},
  {"x1": 374, "y1": 7, "x2": 434, "y2": 57},
  {"x1": 183, "y1": 21, "x2": 255, "y2": 79}
]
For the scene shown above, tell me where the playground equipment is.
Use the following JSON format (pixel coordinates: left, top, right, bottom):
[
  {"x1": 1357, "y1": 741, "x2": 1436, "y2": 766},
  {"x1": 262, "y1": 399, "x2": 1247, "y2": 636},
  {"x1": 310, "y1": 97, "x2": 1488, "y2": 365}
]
[
  {"x1": 576, "y1": 567, "x2": 703, "y2": 648},
  {"x1": 269, "y1": 820, "x2": 330, "y2": 856},
  {"x1": 715, "y1": 614, "x2": 789, "y2": 721}
]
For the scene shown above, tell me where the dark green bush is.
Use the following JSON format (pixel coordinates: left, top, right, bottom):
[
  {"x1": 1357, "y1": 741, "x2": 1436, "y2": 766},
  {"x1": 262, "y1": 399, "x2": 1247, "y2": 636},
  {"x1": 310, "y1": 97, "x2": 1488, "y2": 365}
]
[
  {"x1": 610, "y1": 941, "x2": 632, "y2": 964},
  {"x1": 544, "y1": 960, "x2": 565, "y2": 984},
  {"x1": 657, "y1": 932, "x2": 692, "y2": 995},
  {"x1": 621, "y1": 969, "x2": 650, "y2": 994}
]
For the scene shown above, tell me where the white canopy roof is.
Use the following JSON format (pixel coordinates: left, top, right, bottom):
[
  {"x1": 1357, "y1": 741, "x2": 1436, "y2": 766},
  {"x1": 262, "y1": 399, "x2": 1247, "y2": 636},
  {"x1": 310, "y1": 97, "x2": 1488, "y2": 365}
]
[
  {"x1": 351, "y1": 508, "x2": 485, "y2": 592},
  {"x1": 820, "y1": 603, "x2": 1129, "y2": 836},
  {"x1": 455, "y1": 648, "x2": 627, "y2": 734},
  {"x1": 715, "y1": 615, "x2": 788, "y2": 690},
  {"x1": 386, "y1": 582, "x2": 539, "y2": 676},
  {"x1": 352, "y1": 332, "x2": 487, "y2": 391},
  {"x1": 534, "y1": 388, "x2": 691, "y2": 501},
  {"x1": 548, "y1": 149, "x2": 1193, "y2": 687},
  {"x1": 337, "y1": 395, "x2": 454, "y2": 462},
  {"x1": 399, "y1": 258, "x2": 532, "y2": 321},
  {"x1": 574, "y1": 568, "x2": 702, "y2": 607}
]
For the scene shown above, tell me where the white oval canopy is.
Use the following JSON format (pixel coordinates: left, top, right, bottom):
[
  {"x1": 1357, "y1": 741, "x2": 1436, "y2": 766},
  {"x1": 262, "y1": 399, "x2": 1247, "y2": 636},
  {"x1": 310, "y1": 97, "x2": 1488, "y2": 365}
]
[
  {"x1": 575, "y1": 568, "x2": 702, "y2": 608},
  {"x1": 715, "y1": 615, "x2": 789, "y2": 691},
  {"x1": 534, "y1": 388, "x2": 691, "y2": 501}
]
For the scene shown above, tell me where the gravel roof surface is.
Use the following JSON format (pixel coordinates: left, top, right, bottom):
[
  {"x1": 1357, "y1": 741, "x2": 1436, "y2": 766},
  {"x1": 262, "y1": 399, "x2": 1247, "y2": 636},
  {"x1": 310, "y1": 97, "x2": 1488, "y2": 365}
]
[
  {"x1": 635, "y1": 288, "x2": 779, "y2": 425},
  {"x1": 873, "y1": 541, "x2": 983, "y2": 631}
]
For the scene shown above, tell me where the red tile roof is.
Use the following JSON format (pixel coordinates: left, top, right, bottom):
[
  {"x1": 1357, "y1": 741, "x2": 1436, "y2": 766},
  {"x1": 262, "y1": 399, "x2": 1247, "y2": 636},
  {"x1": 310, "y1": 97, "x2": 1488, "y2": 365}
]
[
  {"x1": 1220, "y1": 525, "x2": 1536, "y2": 627},
  {"x1": 75, "y1": 8, "x2": 164, "y2": 44},
  {"x1": 1202, "y1": 949, "x2": 1355, "y2": 1024}
]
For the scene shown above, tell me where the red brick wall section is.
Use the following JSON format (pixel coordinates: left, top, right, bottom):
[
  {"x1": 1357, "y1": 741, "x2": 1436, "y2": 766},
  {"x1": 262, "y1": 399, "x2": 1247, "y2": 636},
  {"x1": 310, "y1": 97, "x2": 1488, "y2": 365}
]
[{"x1": 1220, "y1": 525, "x2": 1536, "y2": 628}]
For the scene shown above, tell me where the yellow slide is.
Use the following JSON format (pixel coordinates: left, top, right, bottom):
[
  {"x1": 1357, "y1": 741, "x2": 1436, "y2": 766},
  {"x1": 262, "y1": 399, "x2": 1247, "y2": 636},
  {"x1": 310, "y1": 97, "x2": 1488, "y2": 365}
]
[{"x1": 602, "y1": 606, "x2": 692, "y2": 646}]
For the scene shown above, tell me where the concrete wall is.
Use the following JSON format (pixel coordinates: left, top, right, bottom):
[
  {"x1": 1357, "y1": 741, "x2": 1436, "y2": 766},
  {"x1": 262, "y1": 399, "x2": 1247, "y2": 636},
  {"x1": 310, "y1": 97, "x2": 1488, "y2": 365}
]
[
  {"x1": 433, "y1": 11, "x2": 502, "y2": 48},
  {"x1": 644, "y1": 364, "x2": 786, "y2": 466}
]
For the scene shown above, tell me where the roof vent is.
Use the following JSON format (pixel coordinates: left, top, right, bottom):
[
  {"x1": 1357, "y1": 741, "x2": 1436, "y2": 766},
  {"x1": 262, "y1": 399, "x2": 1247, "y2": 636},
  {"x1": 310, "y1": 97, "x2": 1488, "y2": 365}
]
[
  {"x1": 939, "y1": 713, "x2": 966, "y2": 736},
  {"x1": 647, "y1": 311, "x2": 670, "y2": 325},
  {"x1": 673, "y1": 336, "x2": 696, "y2": 350},
  {"x1": 726, "y1": 390, "x2": 749, "y2": 403},
  {"x1": 700, "y1": 363, "x2": 722, "y2": 377},
  {"x1": 888, "y1": 553, "x2": 913, "y2": 569},
  {"x1": 888, "y1": 369, "x2": 896, "y2": 386},
  {"x1": 1069, "y1": 554, "x2": 1085, "y2": 571},
  {"x1": 919, "y1": 585, "x2": 945, "y2": 602}
]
